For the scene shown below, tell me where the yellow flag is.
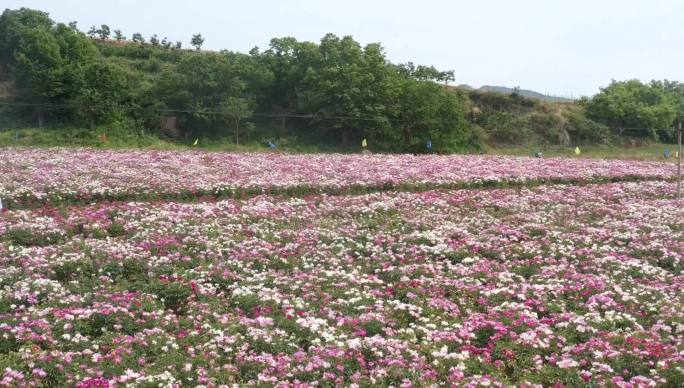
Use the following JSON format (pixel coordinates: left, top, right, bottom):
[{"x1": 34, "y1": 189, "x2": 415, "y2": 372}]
[
  {"x1": 193, "y1": 139, "x2": 198, "y2": 146},
  {"x1": 361, "y1": 138, "x2": 367, "y2": 148},
  {"x1": 574, "y1": 146, "x2": 581, "y2": 155}
]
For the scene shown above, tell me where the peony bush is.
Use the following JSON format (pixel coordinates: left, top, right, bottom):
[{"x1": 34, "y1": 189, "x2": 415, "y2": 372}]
[
  {"x1": 0, "y1": 171, "x2": 682, "y2": 386},
  {"x1": 0, "y1": 148, "x2": 676, "y2": 208}
]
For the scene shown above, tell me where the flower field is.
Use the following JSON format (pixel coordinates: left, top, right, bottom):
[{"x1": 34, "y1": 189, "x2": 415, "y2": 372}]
[
  {"x1": 0, "y1": 148, "x2": 675, "y2": 208},
  {"x1": 0, "y1": 150, "x2": 683, "y2": 387}
]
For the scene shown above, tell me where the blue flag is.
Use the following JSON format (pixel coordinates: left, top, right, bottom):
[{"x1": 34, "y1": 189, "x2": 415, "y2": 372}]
[{"x1": 426, "y1": 139, "x2": 432, "y2": 151}]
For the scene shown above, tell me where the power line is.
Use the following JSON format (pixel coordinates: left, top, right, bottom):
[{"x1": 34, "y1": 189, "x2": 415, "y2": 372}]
[
  {"x1": 0, "y1": 100, "x2": 433, "y2": 124},
  {"x1": 0, "y1": 100, "x2": 679, "y2": 132}
]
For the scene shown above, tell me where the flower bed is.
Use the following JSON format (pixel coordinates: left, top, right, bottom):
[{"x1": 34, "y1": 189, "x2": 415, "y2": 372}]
[
  {"x1": 0, "y1": 181, "x2": 681, "y2": 386},
  {"x1": 0, "y1": 148, "x2": 675, "y2": 208}
]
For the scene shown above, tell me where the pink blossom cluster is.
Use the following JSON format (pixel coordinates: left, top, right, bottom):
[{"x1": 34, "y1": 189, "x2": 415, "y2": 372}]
[
  {"x1": 0, "y1": 148, "x2": 675, "y2": 207},
  {"x1": 0, "y1": 174, "x2": 681, "y2": 386}
]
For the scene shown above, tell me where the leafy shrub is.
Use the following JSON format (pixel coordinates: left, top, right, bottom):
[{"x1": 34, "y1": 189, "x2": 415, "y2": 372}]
[
  {"x1": 150, "y1": 280, "x2": 192, "y2": 312},
  {"x1": 5, "y1": 228, "x2": 62, "y2": 246},
  {"x1": 473, "y1": 326, "x2": 496, "y2": 348},
  {"x1": 565, "y1": 110, "x2": 610, "y2": 144},
  {"x1": 106, "y1": 222, "x2": 126, "y2": 237},
  {"x1": 0, "y1": 336, "x2": 19, "y2": 354},
  {"x1": 52, "y1": 260, "x2": 96, "y2": 283}
]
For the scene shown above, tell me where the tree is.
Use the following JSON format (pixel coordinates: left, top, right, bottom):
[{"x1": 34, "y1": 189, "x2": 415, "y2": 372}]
[
  {"x1": 259, "y1": 37, "x2": 321, "y2": 115},
  {"x1": 0, "y1": 11, "x2": 97, "y2": 125},
  {"x1": 12, "y1": 28, "x2": 66, "y2": 105},
  {"x1": 296, "y1": 34, "x2": 391, "y2": 145},
  {"x1": 428, "y1": 88, "x2": 474, "y2": 151},
  {"x1": 174, "y1": 41, "x2": 182, "y2": 49},
  {"x1": 153, "y1": 51, "x2": 270, "y2": 138},
  {"x1": 71, "y1": 61, "x2": 130, "y2": 128},
  {"x1": 0, "y1": 8, "x2": 53, "y2": 71},
  {"x1": 97, "y1": 24, "x2": 110, "y2": 41},
  {"x1": 87, "y1": 25, "x2": 97, "y2": 38},
  {"x1": 191, "y1": 33, "x2": 204, "y2": 50},
  {"x1": 113, "y1": 29, "x2": 125, "y2": 41},
  {"x1": 399, "y1": 62, "x2": 455, "y2": 84},
  {"x1": 0, "y1": 10, "x2": 600, "y2": 150},
  {"x1": 385, "y1": 61, "x2": 470, "y2": 151},
  {"x1": 388, "y1": 76, "x2": 440, "y2": 146},
  {"x1": 585, "y1": 80, "x2": 676, "y2": 139},
  {"x1": 5, "y1": 21, "x2": 95, "y2": 100},
  {"x1": 131, "y1": 32, "x2": 144, "y2": 44},
  {"x1": 218, "y1": 96, "x2": 254, "y2": 144},
  {"x1": 652, "y1": 79, "x2": 684, "y2": 142}
]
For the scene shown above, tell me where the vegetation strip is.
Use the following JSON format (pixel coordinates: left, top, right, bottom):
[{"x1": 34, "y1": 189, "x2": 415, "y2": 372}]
[
  {"x1": 2, "y1": 8, "x2": 683, "y2": 152},
  {"x1": 1, "y1": 149, "x2": 675, "y2": 209},
  {"x1": 0, "y1": 181, "x2": 681, "y2": 386},
  {"x1": 3, "y1": 174, "x2": 676, "y2": 210}
]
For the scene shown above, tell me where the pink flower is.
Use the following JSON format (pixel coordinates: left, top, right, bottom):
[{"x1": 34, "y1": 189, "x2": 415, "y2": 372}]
[
  {"x1": 76, "y1": 378, "x2": 110, "y2": 388},
  {"x1": 31, "y1": 369, "x2": 47, "y2": 378}
]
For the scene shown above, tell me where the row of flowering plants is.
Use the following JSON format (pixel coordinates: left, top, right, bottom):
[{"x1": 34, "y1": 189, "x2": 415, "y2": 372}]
[
  {"x1": 0, "y1": 148, "x2": 676, "y2": 208},
  {"x1": 0, "y1": 180, "x2": 681, "y2": 386}
]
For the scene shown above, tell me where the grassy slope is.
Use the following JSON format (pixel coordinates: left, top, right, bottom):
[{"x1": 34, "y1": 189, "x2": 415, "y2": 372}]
[
  {"x1": 0, "y1": 127, "x2": 679, "y2": 161},
  {"x1": 0, "y1": 127, "x2": 360, "y2": 153},
  {"x1": 488, "y1": 143, "x2": 679, "y2": 161}
]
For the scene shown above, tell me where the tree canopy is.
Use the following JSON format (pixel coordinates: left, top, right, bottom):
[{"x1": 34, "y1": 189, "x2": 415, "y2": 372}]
[
  {"x1": 584, "y1": 80, "x2": 677, "y2": 140},
  {"x1": 1, "y1": 7, "x2": 682, "y2": 150}
]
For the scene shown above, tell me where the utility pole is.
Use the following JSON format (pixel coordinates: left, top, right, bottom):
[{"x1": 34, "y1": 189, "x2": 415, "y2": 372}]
[{"x1": 678, "y1": 122, "x2": 682, "y2": 199}]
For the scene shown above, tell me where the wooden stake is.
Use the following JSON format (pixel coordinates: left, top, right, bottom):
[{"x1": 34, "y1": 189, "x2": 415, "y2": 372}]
[{"x1": 678, "y1": 122, "x2": 682, "y2": 199}]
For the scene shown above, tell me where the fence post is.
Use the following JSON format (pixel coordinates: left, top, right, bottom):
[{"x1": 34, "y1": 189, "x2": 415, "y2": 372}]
[{"x1": 678, "y1": 122, "x2": 682, "y2": 199}]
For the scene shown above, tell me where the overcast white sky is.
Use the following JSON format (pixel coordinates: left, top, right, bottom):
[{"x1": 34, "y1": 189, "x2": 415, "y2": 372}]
[{"x1": 4, "y1": 0, "x2": 682, "y2": 97}]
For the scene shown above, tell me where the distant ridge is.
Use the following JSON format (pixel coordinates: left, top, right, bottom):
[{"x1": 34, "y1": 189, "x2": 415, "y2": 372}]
[{"x1": 458, "y1": 84, "x2": 574, "y2": 103}]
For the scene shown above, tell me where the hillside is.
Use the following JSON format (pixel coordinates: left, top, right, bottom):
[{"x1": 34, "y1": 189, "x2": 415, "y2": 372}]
[{"x1": 3, "y1": 7, "x2": 681, "y2": 151}]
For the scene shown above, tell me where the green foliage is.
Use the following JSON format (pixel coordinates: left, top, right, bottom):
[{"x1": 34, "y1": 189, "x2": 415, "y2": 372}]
[
  {"x1": 5, "y1": 228, "x2": 62, "y2": 246},
  {"x1": 11, "y1": 28, "x2": 68, "y2": 99},
  {"x1": 584, "y1": 80, "x2": 676, "y2": 140},
  {"x1": 150, "y1": 280, "x2": 192, "y2": 312},
  {"x1": 72, "y1": 60, "x2": 131, "y2": 127},
  {"x1": 0, "y1": 8, "x2": 53, "y2": 68},
  {"x1": 0, "y1": 124, "x2": 180, "y2": 149},
  {"x1": 564, "y1": 108, "x2": 610, "y2": 144},
  {"x1": 1, "y1": 7, "x2": 682, "y2": 151},
  {"x1": 294, "y1": 35, "x2": 393, "y2": 145},
  {"x1": 0, "y1": 336, "x2": 19, "y2": 355},
  {"x1": 191, "y1": 33, "x2": 204, "y2": 50},
  {"x1": 107, "y1": 222, "x2": 127, "y2": 237},
  {"x1": 390, "y1": 79, "x2": 478, "y2": 152},
  {"x1": 152, "y1": 50, "x2": 270, "y2": 140},
  {"x1": 97, "y1": 24, "x2": 110, "y2": 41},
  {"x1": 131, "y1": 32, "x2": 144, "y2": 43},
  {"x1": 52, "y1": 260, "x2": 96, "y2": 284},
  {"x1": 652, "y1": 79, "x2": 684, "y2": 142}
]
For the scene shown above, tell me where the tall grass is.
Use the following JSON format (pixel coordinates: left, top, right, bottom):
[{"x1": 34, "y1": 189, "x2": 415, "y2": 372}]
[{"x1": 0, "y1": 126, "x2": 677, "y2": 160}]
